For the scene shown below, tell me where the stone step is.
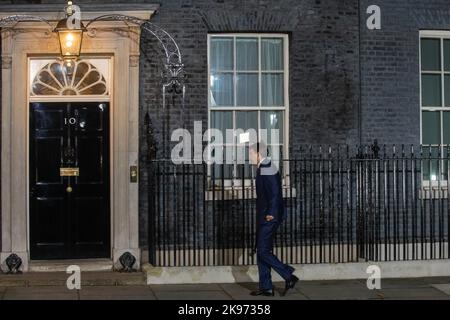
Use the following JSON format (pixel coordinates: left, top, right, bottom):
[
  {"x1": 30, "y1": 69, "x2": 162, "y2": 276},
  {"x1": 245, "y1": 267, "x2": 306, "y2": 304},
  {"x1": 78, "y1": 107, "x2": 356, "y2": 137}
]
[
  {"x1": 28, "y1": 259, "x2": 113, "y2": 272},
  {"x1": 0, "y1": 271, "x2": 146, "y2": 287}
]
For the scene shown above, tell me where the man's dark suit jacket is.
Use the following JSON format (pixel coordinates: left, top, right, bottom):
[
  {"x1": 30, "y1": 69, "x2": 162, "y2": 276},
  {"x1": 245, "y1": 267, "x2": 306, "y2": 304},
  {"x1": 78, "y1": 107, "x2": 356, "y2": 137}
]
[{"x1": 255, "y1": 158, "x2": 286, "y2": 225}]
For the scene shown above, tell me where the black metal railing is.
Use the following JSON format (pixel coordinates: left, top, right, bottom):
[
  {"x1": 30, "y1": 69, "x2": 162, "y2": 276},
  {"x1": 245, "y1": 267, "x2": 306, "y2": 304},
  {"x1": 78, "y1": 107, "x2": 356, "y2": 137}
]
[{"x1": 147, "y1": 144, "x2": 450, "y2": 266}]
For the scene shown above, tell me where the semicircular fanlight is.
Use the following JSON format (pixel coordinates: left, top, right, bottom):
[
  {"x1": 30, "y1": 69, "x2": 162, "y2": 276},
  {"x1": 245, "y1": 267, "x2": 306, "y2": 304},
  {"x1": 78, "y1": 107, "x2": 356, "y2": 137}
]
[{"x1": 31, "y1": 60, "x2": 108, "y2": 96}]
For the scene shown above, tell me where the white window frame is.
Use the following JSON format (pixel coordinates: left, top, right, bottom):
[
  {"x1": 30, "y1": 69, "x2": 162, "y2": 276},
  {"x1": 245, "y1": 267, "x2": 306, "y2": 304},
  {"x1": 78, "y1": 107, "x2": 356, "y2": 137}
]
[
  {"x1": 207, "y1": 33, "x2": 290, "y2": 188},
  {"x1": 419, "y1": 30, "x2": 450, "y2": 188}
]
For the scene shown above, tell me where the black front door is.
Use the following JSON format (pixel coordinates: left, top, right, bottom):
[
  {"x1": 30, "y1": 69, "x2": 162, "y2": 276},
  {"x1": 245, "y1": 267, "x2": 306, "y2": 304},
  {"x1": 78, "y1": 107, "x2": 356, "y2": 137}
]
[{"x1": 30, "y1": 102, "x2": 110, "y2": 260}]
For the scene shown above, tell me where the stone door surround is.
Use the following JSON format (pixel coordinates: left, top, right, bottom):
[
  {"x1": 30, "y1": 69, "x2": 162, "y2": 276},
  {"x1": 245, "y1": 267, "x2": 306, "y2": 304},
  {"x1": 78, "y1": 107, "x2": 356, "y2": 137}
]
[{"x1": 0, "y1": 4, "x2": 158, "y2": 271}]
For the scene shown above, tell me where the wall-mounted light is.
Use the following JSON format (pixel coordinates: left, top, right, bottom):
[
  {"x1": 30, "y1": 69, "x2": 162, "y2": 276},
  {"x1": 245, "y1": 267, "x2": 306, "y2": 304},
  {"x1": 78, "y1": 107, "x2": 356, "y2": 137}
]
[{"x1": 54, "y1": 1, "x2": 86, "y2": 63}]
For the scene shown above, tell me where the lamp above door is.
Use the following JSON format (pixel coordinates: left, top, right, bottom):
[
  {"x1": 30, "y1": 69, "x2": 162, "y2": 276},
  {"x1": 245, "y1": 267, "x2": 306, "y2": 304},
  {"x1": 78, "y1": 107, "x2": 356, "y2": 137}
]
[{"x1": 53, "y1": 1, "x2": 86, "y2": 61}]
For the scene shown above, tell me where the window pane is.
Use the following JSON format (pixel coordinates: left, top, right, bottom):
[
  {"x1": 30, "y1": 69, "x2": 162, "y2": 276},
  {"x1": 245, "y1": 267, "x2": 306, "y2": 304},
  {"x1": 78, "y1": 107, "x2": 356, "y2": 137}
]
[
  {"x1": 210, "y1": 73, "x2": 234, "y2": 106},
  {"x1": 236, "y1": 73, "x2": 258, "y2": 106},
  {"x1": 210, "y1": 112, "x2": 233, "y2": 179},
  {"x1": 444, "y1": 40, "x2": 450, "y2": 71},
  {"x1": 422, "y1": 147, "x2": 441, "y2": 181},
  {"x1": 445, "y1": 75, "x2": 450, "y2": 106},
  {"x1": 422, "y1": 111, "x2": 441, "y2": 145},
  {"x1": 236, "y1": 38, "x2": 258, "y2": 71},
  {"x1": 236, "y1": 112, "x2": 257, "y2": 177},
  {"x1": 236, "y1": 111, "x2": 258, "y2": 131},
  {"x1": 210, "y1": 37, "x2": 233, "y2": 71},
  {"x1": 443, "y1": 112, "x2": 450, "y2": 144},
  {"x1": 211, "y1": 111, "x2": 232, "y2": 134},
  {"x1": 262, "y1": 38, "x2": 284, "y2": 70},
  {"x1": 421, "y1": 38, "x2": 441, "y2": 71},
  {"x1": 262, "y1": 73, "x2": 284, "y2": 106},
  {"x1": 422, "y1": 74, "x2": 442, "y2": 106},
  {"x1": 236, "y1": 146, "x2": 253, "y2": 179},
  {"x1": 260, "y1": 111, "x2": 284, "y2": 144}
]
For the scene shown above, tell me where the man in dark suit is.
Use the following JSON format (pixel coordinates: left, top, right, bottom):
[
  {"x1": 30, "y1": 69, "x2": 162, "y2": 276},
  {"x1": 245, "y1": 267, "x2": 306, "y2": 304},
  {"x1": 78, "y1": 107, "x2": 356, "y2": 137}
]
[{"x1": 249, "y1": 142, "x2": 299, "y2": 297}]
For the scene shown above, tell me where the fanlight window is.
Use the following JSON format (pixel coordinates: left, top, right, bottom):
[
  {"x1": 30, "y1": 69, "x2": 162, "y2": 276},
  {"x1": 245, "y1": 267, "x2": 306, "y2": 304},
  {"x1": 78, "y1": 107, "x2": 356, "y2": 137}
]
[{"x1": 31, "y1": 60, "x2": 108, "y2": 96}]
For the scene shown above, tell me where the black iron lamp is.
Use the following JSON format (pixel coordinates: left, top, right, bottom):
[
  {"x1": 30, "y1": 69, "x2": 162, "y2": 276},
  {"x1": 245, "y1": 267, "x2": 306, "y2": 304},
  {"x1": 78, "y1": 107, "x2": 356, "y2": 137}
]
[{"x1": 54, "y1": 1, "x2": 86, "y2": 67}]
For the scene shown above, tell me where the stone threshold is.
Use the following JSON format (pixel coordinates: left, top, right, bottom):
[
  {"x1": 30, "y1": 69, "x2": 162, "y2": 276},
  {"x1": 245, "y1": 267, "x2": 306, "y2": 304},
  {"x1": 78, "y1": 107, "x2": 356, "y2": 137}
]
[
  {"x1": 143, "y1": 260, "x2": 450, "y2": 284},
  {"x1": 28, "y1": 259, "x2": 113, "y2": 272}
]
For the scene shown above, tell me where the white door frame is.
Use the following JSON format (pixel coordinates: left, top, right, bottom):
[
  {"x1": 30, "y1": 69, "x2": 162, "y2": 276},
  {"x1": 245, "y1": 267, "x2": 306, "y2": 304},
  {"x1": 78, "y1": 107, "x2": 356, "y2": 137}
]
[{"x1": 0, "y1": 7, "x2": 156, "y2": 271}]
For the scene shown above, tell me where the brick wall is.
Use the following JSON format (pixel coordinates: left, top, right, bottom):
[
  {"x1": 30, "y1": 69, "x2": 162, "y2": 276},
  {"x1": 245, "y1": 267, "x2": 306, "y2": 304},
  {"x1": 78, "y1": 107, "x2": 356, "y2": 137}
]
[
  {"x1": 360, "y1": 0, "x2": 450, "y2": 145},
  {"x1": 138, "y1": 0, "x2": 360, "y2": 246}
]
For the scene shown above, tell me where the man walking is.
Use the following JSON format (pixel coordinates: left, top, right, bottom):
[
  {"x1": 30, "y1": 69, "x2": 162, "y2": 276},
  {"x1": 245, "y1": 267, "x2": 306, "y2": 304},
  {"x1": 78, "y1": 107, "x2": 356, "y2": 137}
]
[{"x1": 249, "y1": 142, "x2": 299, "y2": 297}]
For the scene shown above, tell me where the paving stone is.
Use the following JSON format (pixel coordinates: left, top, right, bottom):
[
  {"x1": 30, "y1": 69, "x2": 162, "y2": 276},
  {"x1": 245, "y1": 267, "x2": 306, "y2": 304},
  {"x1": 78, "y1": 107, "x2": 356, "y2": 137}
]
[
  {"x1": 81, "y1": 294, "x2": 155, "y2": 300},
  {"x1": 3, "y1": 287, "x2": 78, "y2": 300},
  {"x1": 80, "y1": 272, "x2": 126, "y2": 286},
  {"x1": 219, "y1": 283, "x2": 308, "y2": 300},
  {"x1": 81, "y1": 278, "x2": 117, "y2": 286},
  {"x1": 0, "y1": 279, "x2": 27, "y2": 287},
  {"x1": 79, "y1": 286, "x2": 156, "y2": 300},
  {"x1": 4, "y1": 286, "x2": 75, "y2": 294},
  {"x1": 356, "y1": 277, "x2": 431, "y2": 289},
  {"x1": 154, "y1": 290, "x2": 232, "y2": 300},
  {"x1": 430, "y1": 284, "x2": 450, "y2": 296},
  {"x1": 0, "y1": 275, "x2": 449, "y2": 300},
  {"x1": 298, "y1": 284, "x2": 381, "y2": 300},
  {"x1": 382, "y1": 296, "x2": 450, "y2": 300},
  {"x1": 358, "y1": 277, "x2": 450, "y2": 290},
  {"x1": 115, "y1": 276, "x2": 147, "y2": 286},
  {"x1": 3, "y1": 293, "x2": 78, "y2": 300},
  {"x1": 220, "y1": 282, "x2": 258, "y2": 293},
  {"x1": 304, "y1": 279, "x2": 366, "y2": 287},
  {"x1": 28, "y1": 278, "x2": 67, "y2": 287},
  {"x1": 423, "y1": 277, "x2": 450, "y2": 284},
  {"x1": 376, "y1": 287, "x2": 450, "y2": 300},
  {"x1": 24, "y1": 272, "x2": 67, "y2": 279},
  {"x1": 0, "y1": 272, "x2": 69, "y2": 287},
  {"x1": 150, "y1": 283, "x2": 223, "y2": 292}
]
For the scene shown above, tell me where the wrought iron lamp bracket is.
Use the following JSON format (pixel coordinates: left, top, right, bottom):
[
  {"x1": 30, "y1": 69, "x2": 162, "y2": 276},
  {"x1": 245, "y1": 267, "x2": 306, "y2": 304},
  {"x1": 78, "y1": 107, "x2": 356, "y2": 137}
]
[
  {"x1": 86, "y1": 14, "x2": 185, "y2": 92},
  {"x1": 0, "y1": 14, "x2": 53, "y2": 29},
  {"x1": 1, "y1": 13, "x2": 185, "y2": 92}
]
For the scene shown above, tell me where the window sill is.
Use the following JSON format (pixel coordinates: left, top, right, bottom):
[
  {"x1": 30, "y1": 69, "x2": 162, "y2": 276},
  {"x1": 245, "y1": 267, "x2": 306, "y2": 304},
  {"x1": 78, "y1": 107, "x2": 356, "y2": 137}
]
[
  {"x1": 420, "y1": 180, "x2": 449, "y2": 199},
  {"x1": 205, "y1": 186, "x2": 296, "y2": 201}
]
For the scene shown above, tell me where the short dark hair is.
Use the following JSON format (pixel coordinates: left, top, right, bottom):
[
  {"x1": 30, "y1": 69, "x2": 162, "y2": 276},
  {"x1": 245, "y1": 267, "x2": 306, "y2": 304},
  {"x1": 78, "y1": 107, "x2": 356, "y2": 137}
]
[{"x1": 249, "y1": 142, "x2": 269, "y2": 157}]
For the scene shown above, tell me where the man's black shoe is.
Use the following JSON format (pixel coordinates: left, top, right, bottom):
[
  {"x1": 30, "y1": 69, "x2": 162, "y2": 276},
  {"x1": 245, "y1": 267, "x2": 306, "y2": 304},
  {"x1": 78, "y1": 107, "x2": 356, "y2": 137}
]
[
  {"x1": 282, "y1": 275, "x2": 299, "y2": 296},
  {"x1": 250, "y1": 289, "x2": 275, "y2": 296}
]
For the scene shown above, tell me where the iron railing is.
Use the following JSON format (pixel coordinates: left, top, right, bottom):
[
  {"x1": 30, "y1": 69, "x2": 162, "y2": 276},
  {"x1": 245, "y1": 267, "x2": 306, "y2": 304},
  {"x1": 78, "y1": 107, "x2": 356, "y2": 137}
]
[{"x1": 147, "y1": 144, "x2": 450, "y2": 266}]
